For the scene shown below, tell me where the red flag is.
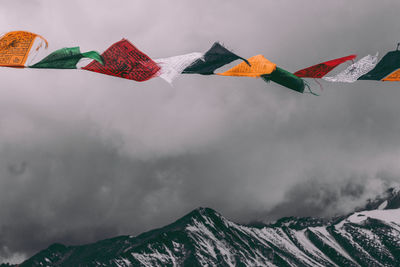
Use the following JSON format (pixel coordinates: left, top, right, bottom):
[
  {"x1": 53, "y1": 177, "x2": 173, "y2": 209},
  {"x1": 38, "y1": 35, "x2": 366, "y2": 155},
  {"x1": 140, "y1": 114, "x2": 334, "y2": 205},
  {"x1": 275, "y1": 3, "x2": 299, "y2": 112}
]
[
  {"x1": 82, "y1": 39, "x2": 160, "y2": 82},
  {"x1": 294, "y1": 55, "x2": 357, "y2": 78}
]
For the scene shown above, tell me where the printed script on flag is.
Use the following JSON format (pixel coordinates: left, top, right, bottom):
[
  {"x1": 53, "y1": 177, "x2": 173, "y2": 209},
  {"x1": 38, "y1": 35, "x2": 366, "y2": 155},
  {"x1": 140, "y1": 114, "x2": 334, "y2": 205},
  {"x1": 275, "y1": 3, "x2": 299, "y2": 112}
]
[{"x1": 0, "y1": 31, "x2": 37, "y2": 67}]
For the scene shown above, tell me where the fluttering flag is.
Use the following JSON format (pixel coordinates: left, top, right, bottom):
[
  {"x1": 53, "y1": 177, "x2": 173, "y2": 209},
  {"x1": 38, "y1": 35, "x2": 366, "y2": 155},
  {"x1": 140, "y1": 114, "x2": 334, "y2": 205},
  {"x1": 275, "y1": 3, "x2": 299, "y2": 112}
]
[
  {"x1": 294, "y1": 55, "x2": 357, "y2": 78},
  {"x1": 155, "y1": 52, "x2": 203, "y2": 83},
  {"x1": 384, "y1": 69, "x2": 400, "y2": 81},
  {"x1": 82, "y1": 39, "x2": 160, "y2": 82},
  {"x1": 217, "y1": 55, "x2": 276, "y2": 77},
  {"x1": 182, "y1": 42, "x2": 249, "y2": 75},
  {"x1": 358, "y1": 50, "x2": 400, "y2": 81},
  {"x1": 262, "y1": 67, "x2": 305, "y2": 93},
  {"x1": 323, "y1": 53, "x2": 379, "y2": 83},
  {"x1": 29, "y1": 47, "x2": 103, "y2": 69},
  {"x1": 0, "y1": 31, "x2": 48, "y2": 67}
]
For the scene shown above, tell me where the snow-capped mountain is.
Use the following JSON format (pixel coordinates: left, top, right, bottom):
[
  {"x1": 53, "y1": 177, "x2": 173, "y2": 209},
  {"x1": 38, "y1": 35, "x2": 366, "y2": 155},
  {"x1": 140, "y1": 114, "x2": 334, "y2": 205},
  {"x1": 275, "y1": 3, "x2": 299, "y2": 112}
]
[{"x1": 12, "y1": 187, "x2": 400, "y2": 266}]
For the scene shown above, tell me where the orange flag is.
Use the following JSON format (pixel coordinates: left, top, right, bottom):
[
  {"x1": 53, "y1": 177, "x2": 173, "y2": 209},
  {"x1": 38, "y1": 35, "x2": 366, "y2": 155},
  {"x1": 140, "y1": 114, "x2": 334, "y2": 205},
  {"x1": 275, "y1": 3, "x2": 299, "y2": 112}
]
[
  {"x1": 0, "y1": 31, "x2": 48, "y2": 67},
  {"x1": 217, "y1": 55, "x2": 276, "y2": 77},
  {"x1": 383, "y1": 69, "x2": 400, "y2": 81}
]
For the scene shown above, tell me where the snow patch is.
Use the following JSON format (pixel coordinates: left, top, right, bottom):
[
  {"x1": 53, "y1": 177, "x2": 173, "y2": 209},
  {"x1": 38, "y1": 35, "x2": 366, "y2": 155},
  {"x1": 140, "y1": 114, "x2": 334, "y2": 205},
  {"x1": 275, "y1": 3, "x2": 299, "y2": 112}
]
[{"x1": 378, "y1": 200, "x2": 388, "y2": 210}]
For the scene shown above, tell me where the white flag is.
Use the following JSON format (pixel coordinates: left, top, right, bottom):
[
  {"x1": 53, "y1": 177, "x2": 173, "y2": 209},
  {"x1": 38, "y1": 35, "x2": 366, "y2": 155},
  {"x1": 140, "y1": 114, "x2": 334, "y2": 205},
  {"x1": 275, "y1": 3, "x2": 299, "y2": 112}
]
[
  {"x1": 155, "y1": 52, "x2": 204, "y2": 84},
  {"x1": 323, "y1": 53, "x2": 379, "y2": 83}
]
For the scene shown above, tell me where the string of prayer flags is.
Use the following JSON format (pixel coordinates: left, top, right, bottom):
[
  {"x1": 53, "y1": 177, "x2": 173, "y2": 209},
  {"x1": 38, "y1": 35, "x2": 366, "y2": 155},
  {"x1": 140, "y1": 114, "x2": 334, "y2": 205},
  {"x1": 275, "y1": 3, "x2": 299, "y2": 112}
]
[{"x1": 4, "y1": 30, "x2": 400, "y2": 95}]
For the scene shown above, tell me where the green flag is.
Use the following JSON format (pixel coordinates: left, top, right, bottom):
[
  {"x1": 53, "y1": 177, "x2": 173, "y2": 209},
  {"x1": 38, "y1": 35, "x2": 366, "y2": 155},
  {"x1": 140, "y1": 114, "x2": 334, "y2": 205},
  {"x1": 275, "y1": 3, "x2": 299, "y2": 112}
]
[
  {"x1": 262, "y1": 67, "x2": 305, "y2": 93},
  {"x1": 30, "y1": 47, "x2": 103, "y2": 69}
]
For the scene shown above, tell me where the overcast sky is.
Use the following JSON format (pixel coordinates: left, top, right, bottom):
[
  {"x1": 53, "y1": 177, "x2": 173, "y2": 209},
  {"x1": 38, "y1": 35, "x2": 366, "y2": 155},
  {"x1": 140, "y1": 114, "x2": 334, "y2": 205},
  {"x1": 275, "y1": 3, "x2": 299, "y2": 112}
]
[{"x1": 1, "y1": 0, "x2": 400, "y2": 263}]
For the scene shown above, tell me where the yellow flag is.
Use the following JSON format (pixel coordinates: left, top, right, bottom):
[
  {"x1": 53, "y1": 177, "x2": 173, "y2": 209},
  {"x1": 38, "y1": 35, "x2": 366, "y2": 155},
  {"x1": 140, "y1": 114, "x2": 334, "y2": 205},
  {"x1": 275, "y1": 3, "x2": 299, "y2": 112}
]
[
  {"x1": 217, "y1": 55, "x2": 276, "y2": 77},
  {"x1": 0, "y1": 31, "x2": 48, "y2": 67},
  {"x1": 382, "y1": 69, "x2": 400, "y2": 81}
]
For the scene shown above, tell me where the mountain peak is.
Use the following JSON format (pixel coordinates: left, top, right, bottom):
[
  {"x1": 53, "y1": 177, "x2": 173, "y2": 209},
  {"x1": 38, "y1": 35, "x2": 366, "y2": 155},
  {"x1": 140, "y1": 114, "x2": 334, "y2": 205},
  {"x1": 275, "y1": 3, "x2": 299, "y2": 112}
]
[{"x1": 189, "y1": 207, "x2": 220, "y2": 218}]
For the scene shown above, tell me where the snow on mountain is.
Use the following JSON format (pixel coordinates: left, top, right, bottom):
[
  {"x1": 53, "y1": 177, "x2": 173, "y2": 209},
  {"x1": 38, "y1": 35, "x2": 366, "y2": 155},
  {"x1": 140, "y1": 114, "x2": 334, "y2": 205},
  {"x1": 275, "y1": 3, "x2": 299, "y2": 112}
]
[{"x1": 8, "y1": 187, "x2": 400, "y2": 267}]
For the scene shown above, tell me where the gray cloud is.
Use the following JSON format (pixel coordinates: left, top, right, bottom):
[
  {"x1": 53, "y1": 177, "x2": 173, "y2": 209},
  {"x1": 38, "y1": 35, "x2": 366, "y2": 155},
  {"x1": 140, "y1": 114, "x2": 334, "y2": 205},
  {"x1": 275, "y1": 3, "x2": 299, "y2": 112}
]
[
  {"x1": 1, "y1": 0, "x2": 400, "y2": 263},
  {"x1": 262, "y1": 174, "x2": 399, "y2": 222}
]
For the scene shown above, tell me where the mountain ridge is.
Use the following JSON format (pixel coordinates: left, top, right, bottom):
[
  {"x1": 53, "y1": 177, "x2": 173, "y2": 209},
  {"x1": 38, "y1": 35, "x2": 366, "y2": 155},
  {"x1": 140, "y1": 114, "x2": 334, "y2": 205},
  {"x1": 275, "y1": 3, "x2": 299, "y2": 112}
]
[{"x1": 4, "y1": 187, "x2": 400, "y2": 267}]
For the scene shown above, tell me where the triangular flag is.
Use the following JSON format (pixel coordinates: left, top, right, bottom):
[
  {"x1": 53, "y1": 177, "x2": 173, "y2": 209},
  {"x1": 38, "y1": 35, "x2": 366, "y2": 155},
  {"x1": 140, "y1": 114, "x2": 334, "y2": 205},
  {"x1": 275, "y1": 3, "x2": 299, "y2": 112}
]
[
  {"x1": 155, "y1": 52, "x2": 203, "y2": 83},
  {"x1": 383, "y1": 69, "x2": 400, "y2": 81},
  {"x1": 294, "y1": 55, "x2": 357, "y2": 78},
  {"x1": 182, "y1": 42, "x2": 249, "y2": 75},
  {"x1": 30, "y1": 47, "x2": 103, "y2": 69},
  {"x1": 217, "y1": 55, "x2": 276, "y2": 77},
  {"x1": 82, "y1": 39, "x2": 160, "y2": 82},
  {"x1": 323, "y1": 53, "x2": 379, "y2": 83}
]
